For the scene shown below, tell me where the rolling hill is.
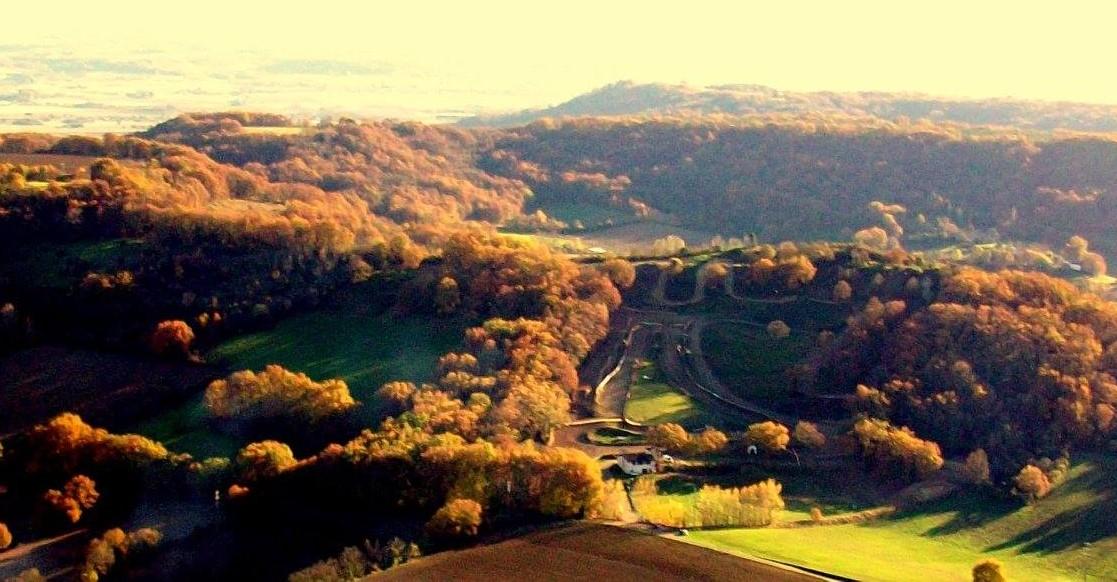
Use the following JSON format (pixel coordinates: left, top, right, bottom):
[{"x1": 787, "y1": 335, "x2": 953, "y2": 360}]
[{"x1": 461, "y1": 80, "x2": 1117, "y2": 132}]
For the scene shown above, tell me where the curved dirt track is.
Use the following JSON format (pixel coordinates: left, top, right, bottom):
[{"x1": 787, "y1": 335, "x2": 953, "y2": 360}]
[
  {"x1": 566, "y1": 305, "x2": 792, "y2": 442},
  {"x1": 561, "y1": 261, "x2": 831, "y2": 457}
]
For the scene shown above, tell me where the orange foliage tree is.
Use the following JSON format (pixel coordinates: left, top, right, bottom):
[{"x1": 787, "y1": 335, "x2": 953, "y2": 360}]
[
  {"x1": 425, "y1": 498, "x2": 483, "y2": 540},
  {"x1": 149, "y1": 320, "x2": 195, "y2": 358},
  {"x1": 43, "y1": 475, "x2": 99, "y2": 523}
]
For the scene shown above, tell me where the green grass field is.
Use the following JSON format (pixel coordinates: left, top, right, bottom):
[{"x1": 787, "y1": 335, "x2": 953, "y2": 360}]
[
  {"x1": 689, "y1": 455, "x2": 1117, "y2": 582},
  {"x1": 678, "y1": 293, "x2": 849, "y2": 331},
  {"x1": 624, "y1": 361, "x2": 713, "y2": 428},
  {"x1": 700, "y1": 322, "x2": 814, "y2": 406},
  {"x1": 528, "y1": 200, "x2": 636, "y2": 229},
  {"x1": 587, "y1": 426, "x2": 646, "y2": 446},
  {"x1": 209, "y1": 311, "x2": 467, "y2": 401},
  {"x1": 0, "y1": 238, "x2": 144, "y2": 288},
  {"x1": 134, "y1": 286, "x2": 469, "y2": 458}
]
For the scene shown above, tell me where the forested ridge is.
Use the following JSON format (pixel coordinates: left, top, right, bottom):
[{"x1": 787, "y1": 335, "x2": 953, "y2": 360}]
[
  {"x1": 0, "y1": 115, "x2": 628, "y2": 579},
  {"x1": 808, "y1": 267, "x2": 1117, "y2": 480},
  {"x1": 484, "y1": 115, "x2": 1117, "y2": 258},
  {"x1": 0, "y1": 116, "x2": 536, "y2": 350}
]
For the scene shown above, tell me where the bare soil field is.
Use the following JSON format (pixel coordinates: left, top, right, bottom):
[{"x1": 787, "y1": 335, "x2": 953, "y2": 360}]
[
  {"x1": 373, "y1": 522, "x2": 819, "y2": 581},
  {"x1": 0, "y1": 346, "x2": 219, "y2": 436}
]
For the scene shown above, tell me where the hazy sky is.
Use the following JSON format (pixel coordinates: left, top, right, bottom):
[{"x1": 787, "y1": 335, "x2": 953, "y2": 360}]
[{"x1": 10, "y1": 0, "x2": 1117, "y2": 105}]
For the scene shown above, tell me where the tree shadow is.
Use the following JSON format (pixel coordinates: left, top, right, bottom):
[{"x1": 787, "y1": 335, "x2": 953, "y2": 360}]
[
  {"x1": 656, "y1": 474, "x2": 700, "y2": 495},
  {"x1": 912, "y1": 490, "x2": 1018, "y2": 537},
  {"x1": 983, "y1": 465, "x2": 1117, "y2": 555},
  {"x1": 892, "y1": 456, "x2": 1117, "y2": 556}
]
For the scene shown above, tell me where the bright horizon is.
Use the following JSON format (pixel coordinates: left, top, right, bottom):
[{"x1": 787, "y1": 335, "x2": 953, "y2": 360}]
[{"x1": 5, "y1": 0, "x2": 1117, "y2": 113}]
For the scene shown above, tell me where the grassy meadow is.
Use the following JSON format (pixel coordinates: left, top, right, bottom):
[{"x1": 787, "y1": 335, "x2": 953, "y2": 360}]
[
  {"x1": 133, "y1": 285, "x2": 469, "y2": 458},
  {"x1": 700, "y1": 322, "x2": 814, "y2": 407},
  {"x1": 624, "y1": 361, "x2": 713, "y2": 428},
  {"x1": 688, "y1": 455, "x2": 1117, "y2": 582},
  {"x1": 1, "y1": 238, "x2": 144, "y2": 289}
]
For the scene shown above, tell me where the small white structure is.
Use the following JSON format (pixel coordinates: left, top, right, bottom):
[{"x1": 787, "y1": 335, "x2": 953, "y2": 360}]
[
  {"x1": 587, "y1": 247, "x2": 608, "y2": 255},
  {"x1": 618, "y1": 452, "x2": 658, "y2": 476}
]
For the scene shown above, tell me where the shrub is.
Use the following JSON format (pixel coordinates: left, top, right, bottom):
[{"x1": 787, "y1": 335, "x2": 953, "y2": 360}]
[
  {"x1": 694, "y1": 427, "x2": 729, "y2": 454},
  {"x1": 81, "y1": 527, "x2": 162, "y2": 581},
  {"x1": 766, "y1": 320, "x2": 791, "y2": 339},
  {"x1": 793, "y1": 421, "x2": 826, "y2": 449},
  {"x1": 962, "y1": 449, "x2": 992, "y2": 485},
  {"x1": 426, "y1": 499, "x2": 483, "y2": 540},
  {"x1": 1012, "y1": 464, "x2": 1051, "y2": 503},
  {"x1": 631, "y1": 477, "x2": 783, "y2": 528},
  {"x1": 205, "y1": 365, "x2": 356, "y2": 424},
  {"x1": 852, "y1": 418, "x2": 943, "y2": 480},
  {"x1": 594, "y1": 480, "x2": 630, "y2": 521},
  {"x1": 972, "y1": 558, "x2": 1007, "y2": 582},
  {"x1": 746, "y1": 421, "x2": 790, "y2": 453},
  {"x1": 149, "y1": 320, "x2": 195, "y2": 358},
  {"x1": 809, "y1": 507, "x2": 823, "y2": 523},
  {"x1": 43, "y1": 475, "x2": 99, "y2": 523},
  {"x1": 434, "y1": 276, "x2": 461, "y2": 314},
  {"x1": 645, "y1": 423, "x2": 690, "y2": 453},
  {"x1": 601, "y1": 259, "x2": 636, "y2": 289},
  {"x1": 235, "y1": 441, "x2": 297, "y2": 483}
]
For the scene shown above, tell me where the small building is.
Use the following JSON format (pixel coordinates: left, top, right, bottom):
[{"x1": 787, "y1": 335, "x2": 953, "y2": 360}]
[{"x1": 618, "y1": 452, "x2": 657, "y2": 475}]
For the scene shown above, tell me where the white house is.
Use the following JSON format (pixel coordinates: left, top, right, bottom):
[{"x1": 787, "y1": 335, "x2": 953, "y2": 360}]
[{"x1": 618, "y1": 452, "x2": 657, "y2": 475}]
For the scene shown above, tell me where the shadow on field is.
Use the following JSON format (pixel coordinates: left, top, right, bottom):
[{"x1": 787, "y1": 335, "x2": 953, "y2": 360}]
[
  {"x1": 907, "y1": 490, "x2": 1017, "y2": 537},
  {"x1": 985, "y1": 464, "x2": 1117, "y2": 554},
  {"x1": 898, "y1": 456, "x2": 1117, "y2": 556}
]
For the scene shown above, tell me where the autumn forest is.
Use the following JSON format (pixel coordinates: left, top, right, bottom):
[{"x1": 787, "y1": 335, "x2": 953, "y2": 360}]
[{"x1": 4, "y1": 80, "x2": 1117, "y2": 581}]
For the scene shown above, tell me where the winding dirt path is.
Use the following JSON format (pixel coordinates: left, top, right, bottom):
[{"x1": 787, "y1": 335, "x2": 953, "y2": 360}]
[{"x1": 650, "y1": 261, "x2": 719, "y2": 306}]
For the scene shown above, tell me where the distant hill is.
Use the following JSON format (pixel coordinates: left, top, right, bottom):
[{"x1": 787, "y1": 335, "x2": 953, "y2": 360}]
[{"x1": 460, "y1": 81, "x2": 1117, "y2": 132}]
